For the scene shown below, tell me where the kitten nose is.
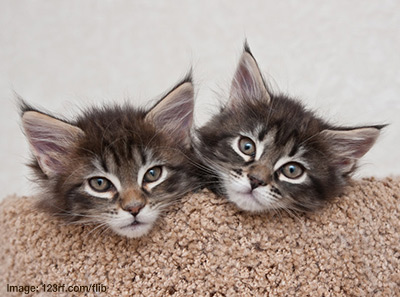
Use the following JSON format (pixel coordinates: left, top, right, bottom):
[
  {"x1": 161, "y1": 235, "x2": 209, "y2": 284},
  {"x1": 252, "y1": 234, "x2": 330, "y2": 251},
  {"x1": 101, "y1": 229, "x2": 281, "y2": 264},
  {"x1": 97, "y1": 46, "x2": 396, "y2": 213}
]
[
  {"x1": 248, "y1": 174, "x2": 266, "y2": 189},
  {"x1": 125, "y1": 204, "x2": 145, "y2": 216}
]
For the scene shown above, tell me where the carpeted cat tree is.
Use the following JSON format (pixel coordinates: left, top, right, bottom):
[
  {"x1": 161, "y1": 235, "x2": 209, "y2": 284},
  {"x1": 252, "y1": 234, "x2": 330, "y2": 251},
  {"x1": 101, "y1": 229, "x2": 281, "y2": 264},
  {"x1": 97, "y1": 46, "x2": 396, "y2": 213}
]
[{"x1": 0, "y1": 177, "x2": 399, "y2": 296}]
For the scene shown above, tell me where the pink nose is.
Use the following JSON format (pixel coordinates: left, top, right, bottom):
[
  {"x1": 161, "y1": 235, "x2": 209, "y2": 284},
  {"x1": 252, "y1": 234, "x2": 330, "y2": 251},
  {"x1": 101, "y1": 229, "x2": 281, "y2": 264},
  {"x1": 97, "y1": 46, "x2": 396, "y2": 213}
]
[{"x1": 126, "y1": 204, "x2": 145, "y2": 216}]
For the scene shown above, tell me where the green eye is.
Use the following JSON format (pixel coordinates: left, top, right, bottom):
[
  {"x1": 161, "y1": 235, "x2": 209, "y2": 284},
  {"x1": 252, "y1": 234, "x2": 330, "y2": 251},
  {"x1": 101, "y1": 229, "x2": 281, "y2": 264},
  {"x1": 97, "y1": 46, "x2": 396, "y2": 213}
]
[
  {"x1": 281, "y1": 162, "x2": 304, "y2": 179},
  {"x1": 238, "y1": 137, "x2": 256, "y2": 156},
  {"x1": 143, "y1": 166, "x2": 162, "y2": 183},
  {"x1": 89, "y1": 177, "x2": 113, "y2": 192}
]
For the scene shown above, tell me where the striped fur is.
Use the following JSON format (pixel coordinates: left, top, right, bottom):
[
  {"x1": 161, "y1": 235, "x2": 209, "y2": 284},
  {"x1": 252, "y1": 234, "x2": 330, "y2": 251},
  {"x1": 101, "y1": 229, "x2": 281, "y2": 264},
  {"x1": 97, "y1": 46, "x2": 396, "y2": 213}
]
[
  {"x1": 21, "y1": 76, "x2": 198, "y2": 238},
  {"x1": 195, "y1": 43, "x2": 384, "y2": 212}
]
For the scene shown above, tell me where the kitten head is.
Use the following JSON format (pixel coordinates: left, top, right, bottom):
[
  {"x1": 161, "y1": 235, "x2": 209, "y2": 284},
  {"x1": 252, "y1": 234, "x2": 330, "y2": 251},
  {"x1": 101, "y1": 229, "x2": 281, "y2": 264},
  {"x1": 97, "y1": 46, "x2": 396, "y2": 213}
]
[
  {"x1": 196, "y1": 44, "x2": 384, "y2": 212},
  {"x1": 21, "y1": 77, "x2": 197, "y2": 238}
]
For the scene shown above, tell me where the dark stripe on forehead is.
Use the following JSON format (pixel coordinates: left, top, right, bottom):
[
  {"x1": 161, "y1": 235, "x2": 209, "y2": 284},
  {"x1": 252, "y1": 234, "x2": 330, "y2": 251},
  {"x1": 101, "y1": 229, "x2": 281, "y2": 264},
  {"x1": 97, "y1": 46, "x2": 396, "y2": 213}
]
[
  {"x1": 100, "y1": 158, "x2": 109, "y2": 172},
  {"x1": 140, "y1": 150, "x2": 146, "y2": 165},
  {"x1": 111, "y1": 149, "x2": 121, "y2": 167},
  {"x1": 126, "y1": 138, "x2": 133, "y2": 160},
  {"x1": 288, "y1": 144, "x2": 298, "y2": 157},
  {"x1": 258, "y1": 127, "x2": 268, "y2": 141}
]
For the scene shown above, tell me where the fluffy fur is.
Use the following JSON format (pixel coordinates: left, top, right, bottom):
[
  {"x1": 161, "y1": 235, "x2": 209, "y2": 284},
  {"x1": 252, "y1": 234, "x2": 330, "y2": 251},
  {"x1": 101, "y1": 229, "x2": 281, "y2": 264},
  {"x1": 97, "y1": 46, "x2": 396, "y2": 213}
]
[
  {"x1": 195, "y1": 43, "x2": 384, "y2": 212},
  {"x1": 21, "y1": 75, "x2": 199, "y2": 238}
]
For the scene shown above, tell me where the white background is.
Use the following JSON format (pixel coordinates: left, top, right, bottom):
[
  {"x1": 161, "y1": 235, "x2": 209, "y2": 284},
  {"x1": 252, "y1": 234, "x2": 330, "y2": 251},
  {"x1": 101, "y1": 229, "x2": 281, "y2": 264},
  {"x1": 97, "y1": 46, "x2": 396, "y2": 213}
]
[{"x1": 1, "y1": 1, "x2": 399, "y2": 197}]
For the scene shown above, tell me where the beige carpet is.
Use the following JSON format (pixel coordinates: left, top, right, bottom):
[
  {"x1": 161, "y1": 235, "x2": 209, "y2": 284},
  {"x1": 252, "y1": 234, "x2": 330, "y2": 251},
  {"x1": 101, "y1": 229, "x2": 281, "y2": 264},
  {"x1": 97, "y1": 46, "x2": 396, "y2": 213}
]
[{"x1": 0, "y1": 178, "x2": 399, "y2": 296}]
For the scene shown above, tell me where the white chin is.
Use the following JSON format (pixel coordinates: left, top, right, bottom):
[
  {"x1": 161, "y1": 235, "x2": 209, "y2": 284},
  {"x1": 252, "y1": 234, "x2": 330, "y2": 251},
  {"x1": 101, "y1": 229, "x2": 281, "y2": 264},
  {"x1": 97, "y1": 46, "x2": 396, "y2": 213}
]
[
  {"x1": 229, "y1": 192, "x2": 268, "y2": 212},
  {"x1": 111, "y1": 222, "x2": 154, "y2": 238},
  {"x1": 226, "y1": 186, "x2": 272, "y2": 212}
]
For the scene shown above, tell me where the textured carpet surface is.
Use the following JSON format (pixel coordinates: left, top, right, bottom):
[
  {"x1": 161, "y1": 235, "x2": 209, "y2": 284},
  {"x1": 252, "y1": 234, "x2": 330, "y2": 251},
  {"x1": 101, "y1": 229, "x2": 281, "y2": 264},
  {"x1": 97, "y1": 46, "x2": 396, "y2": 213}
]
[{"x1": 0, "y1": 178, "x2": 399, "y2": 296}]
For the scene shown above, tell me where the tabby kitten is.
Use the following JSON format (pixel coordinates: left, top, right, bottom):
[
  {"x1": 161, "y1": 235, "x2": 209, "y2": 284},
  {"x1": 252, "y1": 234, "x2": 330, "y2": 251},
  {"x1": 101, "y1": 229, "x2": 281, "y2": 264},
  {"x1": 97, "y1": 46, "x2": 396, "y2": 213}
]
[
  {"x1": 21, "y1": 76, "x2": 197, "y2": 238},
  {"x1": 195, "y1": 44, "x2": 384, "y2": 212}
]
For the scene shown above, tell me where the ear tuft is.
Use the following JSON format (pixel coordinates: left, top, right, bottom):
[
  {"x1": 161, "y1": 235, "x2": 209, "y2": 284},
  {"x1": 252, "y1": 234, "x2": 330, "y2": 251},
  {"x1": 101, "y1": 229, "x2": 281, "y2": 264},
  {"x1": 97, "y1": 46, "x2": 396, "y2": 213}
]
[
  {"x1": 320, "y1": 126, "x2": 383, "y2": 175},
  {"x1": 243, "y1": 39, "x2": 252, "y2": 55},
  {"x1": 228, "y1": 44, "x2": 271, "y2": 110},
  {"x1": 22, "y1": 111, "x2": 84, "y2": 177},
  {"x1": 145, "y1": 77, "x2": 194, "y2": 148}
]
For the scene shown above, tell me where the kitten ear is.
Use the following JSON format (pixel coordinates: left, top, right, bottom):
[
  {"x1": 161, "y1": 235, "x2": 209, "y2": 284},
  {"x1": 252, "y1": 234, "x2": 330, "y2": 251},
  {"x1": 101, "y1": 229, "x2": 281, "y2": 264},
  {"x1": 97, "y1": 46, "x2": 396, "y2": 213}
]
[
  {"x1": 145, "y1": 76, "x2": 194, "y2": 148},
  {"x1": 228, "y1": 42, "x2": 271, "y2": 109},
  {"x1": 22, "y1": 111, "x2": 85, "y2": 177},
  {"x1": 319, "y1": 126, "x2": 384, "y2": 175}
]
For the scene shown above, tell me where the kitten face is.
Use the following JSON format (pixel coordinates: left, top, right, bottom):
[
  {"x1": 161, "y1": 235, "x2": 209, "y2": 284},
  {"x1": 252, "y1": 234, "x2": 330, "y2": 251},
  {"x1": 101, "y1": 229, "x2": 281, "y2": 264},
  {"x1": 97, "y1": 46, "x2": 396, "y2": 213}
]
[
  {"x1": 21, "y1": 78, "x2": 197, "y2": 238},
  {"x1": 195, "y1": 44, "x2": 383, "y2": 212}
]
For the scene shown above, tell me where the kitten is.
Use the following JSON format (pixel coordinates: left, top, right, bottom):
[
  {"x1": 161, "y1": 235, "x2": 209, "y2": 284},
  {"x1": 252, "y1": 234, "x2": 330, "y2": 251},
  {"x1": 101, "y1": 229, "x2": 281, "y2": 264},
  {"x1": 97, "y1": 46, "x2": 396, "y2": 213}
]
[
  {"x1": 195, "y1": 44, "x2": 385, "y2": 212},
  {"x1": 21, "y1": 76, "x2": 197, "y2": 238}
]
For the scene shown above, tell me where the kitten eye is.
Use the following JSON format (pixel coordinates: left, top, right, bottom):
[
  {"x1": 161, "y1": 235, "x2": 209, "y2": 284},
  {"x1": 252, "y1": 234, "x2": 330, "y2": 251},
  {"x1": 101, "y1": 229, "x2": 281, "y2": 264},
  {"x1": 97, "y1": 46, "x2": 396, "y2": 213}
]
[
  {"x1": 281, "y1": 162, "x2": 304, "y2": 179},
  {"x1": 143, "y1": 166, "x2": 162, "y2": 183},
  {"x1": 238, "y1": 137, "x2": 256, "y2": 156},
  {"x1": 88, "y1": 177, "x2": 113, "y2": 192}
]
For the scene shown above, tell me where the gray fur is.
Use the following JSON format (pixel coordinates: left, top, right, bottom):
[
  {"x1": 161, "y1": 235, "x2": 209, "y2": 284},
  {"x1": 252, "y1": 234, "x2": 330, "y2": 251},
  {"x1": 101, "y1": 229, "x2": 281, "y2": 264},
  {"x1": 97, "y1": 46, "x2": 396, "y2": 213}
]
[
  {"x1": 195, "y1": 44, "x2": 384, "y2": 212},
  {"x1": 21, "y1": 77, "x2": 198, "y2": 238}
]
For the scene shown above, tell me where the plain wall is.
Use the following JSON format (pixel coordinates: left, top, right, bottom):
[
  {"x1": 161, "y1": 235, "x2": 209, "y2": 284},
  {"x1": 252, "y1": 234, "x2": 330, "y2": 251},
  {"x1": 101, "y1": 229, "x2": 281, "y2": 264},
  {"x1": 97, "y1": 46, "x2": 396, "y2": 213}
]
[{"x1": 1, "y1": 0, "x2": 399, "y2": 197}]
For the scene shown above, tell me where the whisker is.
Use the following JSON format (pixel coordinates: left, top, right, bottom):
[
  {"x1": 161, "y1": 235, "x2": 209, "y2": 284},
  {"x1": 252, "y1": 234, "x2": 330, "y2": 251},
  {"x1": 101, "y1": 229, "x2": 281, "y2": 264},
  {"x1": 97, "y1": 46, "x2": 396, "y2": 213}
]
[{"x1": 87, "y1": 222, "x2": 109, "y2": 237}]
